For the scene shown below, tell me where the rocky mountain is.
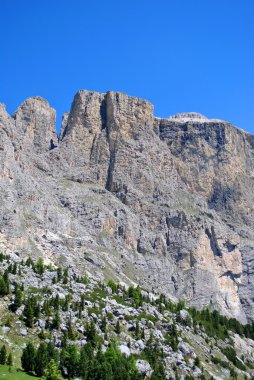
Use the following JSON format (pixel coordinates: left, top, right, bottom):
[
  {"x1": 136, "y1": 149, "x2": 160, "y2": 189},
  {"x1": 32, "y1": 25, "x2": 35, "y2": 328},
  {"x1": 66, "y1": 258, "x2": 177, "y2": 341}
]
[{"x1": 1, "y1": 90, "x2": 254, "y2": 324}]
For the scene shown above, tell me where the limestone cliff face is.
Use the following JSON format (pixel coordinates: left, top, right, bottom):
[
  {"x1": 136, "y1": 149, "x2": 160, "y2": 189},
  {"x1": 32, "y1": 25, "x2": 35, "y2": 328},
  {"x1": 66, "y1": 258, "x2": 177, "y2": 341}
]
[{"x1": 1, "y1": 90, "x2": 254, "y2": 323}]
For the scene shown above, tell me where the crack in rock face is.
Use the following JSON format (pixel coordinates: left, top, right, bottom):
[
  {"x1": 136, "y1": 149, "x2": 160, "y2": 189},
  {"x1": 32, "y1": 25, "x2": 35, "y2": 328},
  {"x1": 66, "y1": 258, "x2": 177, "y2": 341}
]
[{"x1": 1, "y1": 90, "x2": 254, "y2": 323}]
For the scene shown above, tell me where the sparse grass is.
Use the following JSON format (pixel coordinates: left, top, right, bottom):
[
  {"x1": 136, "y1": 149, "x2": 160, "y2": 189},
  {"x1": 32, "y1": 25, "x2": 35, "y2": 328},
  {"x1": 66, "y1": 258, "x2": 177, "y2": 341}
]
[
  {"x1": 137, "y1": 312, "x2": 158, "y2": 323},
  {"x1": 97, "y1": 231, "x2": 111, "y2": 239},
  {"x1": 112, "y1": 295, "x2": 128, "y2": 306}
]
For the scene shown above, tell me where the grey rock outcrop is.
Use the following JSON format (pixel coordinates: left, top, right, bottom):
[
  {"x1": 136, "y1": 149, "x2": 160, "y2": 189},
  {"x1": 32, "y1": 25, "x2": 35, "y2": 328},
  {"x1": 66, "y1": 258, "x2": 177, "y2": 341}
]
[{"x1": 1, "y1": 89, "x2": 254, "y2": 323}]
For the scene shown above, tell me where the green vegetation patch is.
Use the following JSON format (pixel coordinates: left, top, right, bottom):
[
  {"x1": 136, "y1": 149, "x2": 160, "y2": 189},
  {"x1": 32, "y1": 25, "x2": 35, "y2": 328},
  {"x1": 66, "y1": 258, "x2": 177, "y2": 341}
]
[{"x1": 0, "y1": 366, "x2": 42, "y2": 380}]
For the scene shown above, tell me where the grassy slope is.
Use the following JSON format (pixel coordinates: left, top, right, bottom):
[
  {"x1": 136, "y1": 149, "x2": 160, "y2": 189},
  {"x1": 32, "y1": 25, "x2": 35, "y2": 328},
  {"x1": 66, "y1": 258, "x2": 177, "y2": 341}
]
[{"x1": 0, "y1": 365, "x2": 42, "y2": 379}]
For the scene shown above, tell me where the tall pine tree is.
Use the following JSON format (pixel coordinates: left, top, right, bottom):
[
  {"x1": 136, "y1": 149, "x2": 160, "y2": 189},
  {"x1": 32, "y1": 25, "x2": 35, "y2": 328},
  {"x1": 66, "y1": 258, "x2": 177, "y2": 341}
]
[{"x1": 21, "y1": 342, "x2": 36, "y2": 373}]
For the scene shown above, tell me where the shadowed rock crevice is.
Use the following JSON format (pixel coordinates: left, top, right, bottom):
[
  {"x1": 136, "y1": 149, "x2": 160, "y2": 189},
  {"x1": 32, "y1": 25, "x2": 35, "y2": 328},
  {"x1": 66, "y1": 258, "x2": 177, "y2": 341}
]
[
  {"x1": 105, "y1": 142, "x2": 117, "y2": 191},
  {"x1": 205, "y1": 227, "x2": 222, "y2": 257}
]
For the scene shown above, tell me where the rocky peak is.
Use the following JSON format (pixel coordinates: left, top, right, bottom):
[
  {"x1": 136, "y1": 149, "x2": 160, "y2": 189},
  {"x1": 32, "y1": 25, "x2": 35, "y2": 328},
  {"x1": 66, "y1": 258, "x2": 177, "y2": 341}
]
[
  {"x1": 169, "y1": 112, "x2": 209, "y2": 122},
  {"x1": 13, "y1": 96, "x2": 57, "y2": 153},
  {"x1": 60, "y1": 90, "x2": 106, "y2": 141},
  {"x1": 105, "y1": 91, "x2": 154, "y2": 139}
]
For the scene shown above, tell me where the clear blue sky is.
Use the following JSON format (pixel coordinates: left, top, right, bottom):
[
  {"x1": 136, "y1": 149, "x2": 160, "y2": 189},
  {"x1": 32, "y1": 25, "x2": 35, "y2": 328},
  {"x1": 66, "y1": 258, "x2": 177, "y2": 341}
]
[{"x1": 1, "y1": 0, "x2": 254, "y2": 134}]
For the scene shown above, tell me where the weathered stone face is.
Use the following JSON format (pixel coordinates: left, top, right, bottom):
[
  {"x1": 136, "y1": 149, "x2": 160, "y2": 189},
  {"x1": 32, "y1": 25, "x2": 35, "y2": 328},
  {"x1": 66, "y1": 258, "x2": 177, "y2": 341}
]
[{"x1": 1, "y1": 90, "x2": 254, "y2": 323}]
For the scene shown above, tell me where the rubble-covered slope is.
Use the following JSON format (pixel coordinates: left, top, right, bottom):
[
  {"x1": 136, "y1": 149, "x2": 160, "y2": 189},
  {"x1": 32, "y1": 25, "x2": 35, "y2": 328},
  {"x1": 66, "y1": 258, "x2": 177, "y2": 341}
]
[
  {"x1": 0, "y1": 252, "x2": 254, "y2": 379},
  {"x1": 1, "y1": 91, "x2": 254, "y2": 323}
]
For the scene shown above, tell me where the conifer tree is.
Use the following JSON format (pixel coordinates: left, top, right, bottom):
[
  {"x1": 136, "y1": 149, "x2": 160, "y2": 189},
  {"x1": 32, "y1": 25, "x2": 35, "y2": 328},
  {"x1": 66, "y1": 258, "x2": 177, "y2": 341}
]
[
  {"x1": 135, "y1": 320, "x2": 140, "y2": 339},
  {"x1": 67, "y1": 317, "x2": 76, "y2": 340},
  {"x1": 35, "y1": 342, "x2": 49, "y2": 377},
  {"x1": 80, "y1": 294, "x2": 85, "y2": 310},
  {"x1": 79, "y1": 342, "x2": 94, "y2": 379},
  {"x1": 45, "y1": 359, "x2": 63, "y2": 380},
  {"x1": 63, "y1": 268, "x2": 68, "y2": 284},
  {"x1": 12, "y1": 283, "x2": 22, "y2": 311},
  {"x1": 94, "y1": 348, "x2": 113, "y2": 380},
  {"x1": 115, "y1": 319, "x2": 121, "y2": 334},
  {"x1": 87, "y1": 319, "x2": 96, "y2": 345},
  {"x1": 6, "y1": 352, "x2": 13, "y2": 368},
  {"x1": 47, "y1": 341, "x2": 59, "y2": 364},
  {"x1": 67, "y1": 344, "x2": 80, "y2": 378},
  {"x1": 12, "y1": 262, "x2": 17, "y2": 275},
  {"x1": 44, "y1": 299, "x2": 52, "y2": 316},
  {"x1": 53, "y1": 294, "x2": 60, "y2": 310},
  {"x1": 24, "y1": 300, "x2": 34, "y2": 328},
  {"x1": 101, "y1": 316, "x2": 107, "y2": 333},
  {"x1": 150, "y1": 362, "x2": 166, "y2": 380},
  {"x1": 57, "y1": 267, "x2": 62, "y2": 282},
  {"x1": 0, "y1": 276, "x2": 6, "y2": 296},
  {"x1": 52, "y1": 310, "x2": 61, "y2": 330},
  {"x1": 35, "y1": 257, "x2": 45, "y2": 275},
  {"x1": 0, "y1": 345, "x2": 7, "y2": 364},
  {"x1": 21, "y1": 342, "x2": 36, "y2": 373}
]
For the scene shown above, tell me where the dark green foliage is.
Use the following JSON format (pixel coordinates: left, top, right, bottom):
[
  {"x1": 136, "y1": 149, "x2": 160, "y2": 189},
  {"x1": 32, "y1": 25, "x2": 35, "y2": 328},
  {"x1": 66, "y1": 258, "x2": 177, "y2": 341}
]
[
  {"x1": 66, "y1": 317, "x2": 77, "y2": 340},
  {"x1": 21, "y1": 342, "x2": 36, "y2": 373},
  {"x1": 0, "y1": 276, "x2": 6, "y2": 296},
  {"x1": 165, "y1": 322, "x2": 178, "y2": 352},
  {"x1": 150, "y1": 362, "x2": 166, "y2": 380},
  {"x1": 47, "y1": 341, "x2": 59, "y2": 364},
  {"x1": 0, "y1": 345, "x2": 7, "y2": 364},
  {"x1": 12, "y1": 262, "x2": 17, "y2": 275},
  {"x1": 104, "y1": 344, "x2": 142, "y2": 380},
  {"x1": 3, "y1": 270, "x2": 10, "y2": 294},
  {"x1": 44, "y1": 299, "x2": 52, "y2": 316},
  {"x1": 222, "y1": 346, "x2": 246, "y2": 371},
  {"x1": 0, "y1": 252, "x2": 5, "y2": 262},
  {"x1": 127, "y1": 285, "x2": 143, "y2": 307},
  {"x1": 53, "y1": 294, "x2": 60, "y2": 310},
  {"x1": 211, "y1": 356, "x2": 238, "y2": 378},
  {"x1": 35, "y1": 257, "x2": 45, "y2": 275},
  {"x1": 188, "y1": 306, "x2": 254, "y2": 341},
  {"x1": 23, "y1": 295, "x2": 40, "y2": 327},
  {"x1": 46, "y1": 359, "x2": 63, "y2": 380},
  {"x1": 86, "y1": 319, "x2": 97, "y2": 344},
  {"x1": 107, "y1": 280, "x2": 118, "y2": 293},
  {"x1": 35, "y1": 342, "x2": 49, "y2": 376},
  {"x1": 194, "y1": 356, "x2": 200, "y2": 367},
  {"x1": 115, "y1": 319, "x2": 121, "y2": 334},
  {"x1": 135, "y1": 320, "x2": 140, "y2": 339},
  {"x1": 80, "y1": 294, "x2": 85, "y2": 310},
  {"x1": 52, "y1": 310, "x2": 61, "y2": 330},
  {"x1": 24, "y1": 300, "x2": 34, "y2": 328},
  {"x1": 38, "y1": 341, "x2": 143, "y2": 380},
  {"x1": 0, "y1": 270, "x2": 10, "y2": 296},
  {"x1": 142, "y1": 333, "x2": 165, "y2": 373},
  {"x1": 63, "y1": 268, "x2": 69, "y2": 284},
  {"x1": 6, "y1": 352, "x2": 13, "y2": 367},
  {"x1": 81, "y1": 276, "x2": 89, "y2": 285},
  {"x1": 60, "y1": 344, "x2": 80, "y2": 378},
  {"x1": 176, "y1": 299, "x2": 185, "y2": 311},
  {"x1": 25, "y1": 257, "x2": 34, "y2": 267},
  {"x1": 57, "y1": 267, "x2": 62, "y2": 282},
  {"x1": 101, "y1": 316, "x2": 107, "y2": 333},
  {"x1": 188, "y1": 308, "x2": 229, "y2": 340},
  {"x1": 10, "y1": 283, "x2": 22, "y2": 311},
  {"x1": 79, "y1": 342, "x2": 94, "y2": 380}
]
